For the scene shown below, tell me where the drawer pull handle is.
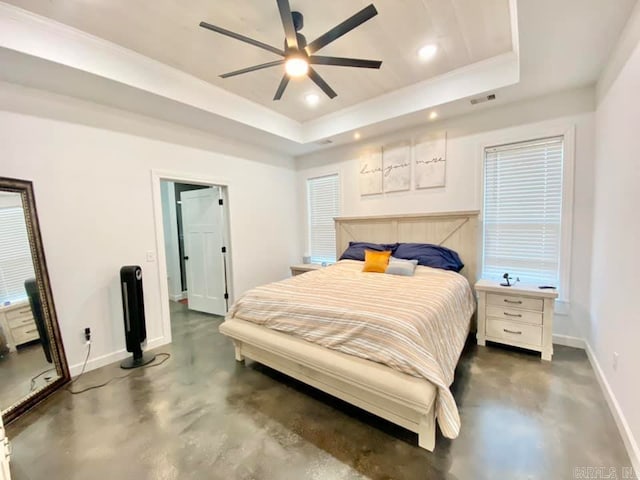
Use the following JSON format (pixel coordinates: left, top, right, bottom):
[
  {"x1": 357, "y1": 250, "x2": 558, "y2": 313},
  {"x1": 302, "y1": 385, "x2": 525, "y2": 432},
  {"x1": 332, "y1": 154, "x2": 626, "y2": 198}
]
[
  {"x1": 503, "y1": 329, "x2": 522, "y2": 335},
  {"x1": 503, "y1": 312, "x2": 522, "y2": 318},
  {"x1": 25, "y1": 329, "x2": 38, "y2": 334},
  {"x1": 504, "y1": 299, "x2": 522, "y2": 305},
  {"x1": 19, "y1": 309, "x2": 31, "y2": 314},
  {"x1": 21, "y1": 318, "x2": 32, "y2": 324}
]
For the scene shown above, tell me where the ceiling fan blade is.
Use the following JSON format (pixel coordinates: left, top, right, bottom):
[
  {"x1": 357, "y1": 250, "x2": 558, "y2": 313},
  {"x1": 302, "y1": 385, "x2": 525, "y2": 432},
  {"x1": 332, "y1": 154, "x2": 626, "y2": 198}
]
[
  {"x1": 309, "y1": 56, "x2": 382, "y2": 69},
  {"x1": 273, "y1": 75, "x2": 290, "y2": 100},
  {"x1": 305, "y1": 4, "x2": 378, "y2": 55},
  {"x1": 307, "y1": 67, "x2": 337, "y2": 99},
  {"x1": 276, "y1": 0, "x2": 299, "y2": 50},
  {"x1": 220, "y1": 60, "x2": 285, "y2": 78},
  {"x1": 199, "y1": 21, "x2": 285, "y2": 57}
]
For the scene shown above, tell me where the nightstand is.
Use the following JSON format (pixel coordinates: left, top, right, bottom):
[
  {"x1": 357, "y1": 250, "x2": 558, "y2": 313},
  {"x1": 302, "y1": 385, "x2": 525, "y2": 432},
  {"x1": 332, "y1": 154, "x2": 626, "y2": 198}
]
[
  {"x1": 475, "y1": 280, "x2": 558, "y2": 361},
  {"x1": 290, "y1": 264, "x2": 323, "y2": 276},
  {"x1": 0, "y1": 300, "x2": 39, "y2": 352}
]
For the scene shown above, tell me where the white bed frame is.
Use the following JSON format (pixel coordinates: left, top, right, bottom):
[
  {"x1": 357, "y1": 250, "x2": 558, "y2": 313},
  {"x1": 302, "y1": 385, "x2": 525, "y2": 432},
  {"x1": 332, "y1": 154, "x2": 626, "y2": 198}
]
[{"x1": 220, "y1": 211, "x2": 479, "y2": 451}]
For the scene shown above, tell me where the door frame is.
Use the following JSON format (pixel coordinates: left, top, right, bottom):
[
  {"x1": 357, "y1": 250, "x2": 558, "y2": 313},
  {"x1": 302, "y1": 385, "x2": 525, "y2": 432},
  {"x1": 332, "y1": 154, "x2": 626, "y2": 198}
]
[{"x1": 151, "y1": 170, "x2": 234, "y2": 345}]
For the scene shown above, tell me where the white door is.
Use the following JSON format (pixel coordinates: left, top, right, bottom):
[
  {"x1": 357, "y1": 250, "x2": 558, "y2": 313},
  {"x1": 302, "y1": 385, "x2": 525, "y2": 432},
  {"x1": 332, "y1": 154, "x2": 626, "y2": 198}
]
[{"x1": 181, "y1": 187, "x2": 227, "y2": 315}]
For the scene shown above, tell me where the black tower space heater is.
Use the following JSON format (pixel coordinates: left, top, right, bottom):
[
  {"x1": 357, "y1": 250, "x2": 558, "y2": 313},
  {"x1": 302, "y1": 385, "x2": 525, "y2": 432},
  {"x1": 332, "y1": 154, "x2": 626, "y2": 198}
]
[
  {"x1": 24, "y1": 278, "x2": 52, "y2": 363},
  {"x1": 120, "y1": 266, "x2": 156, "y2": 369}
]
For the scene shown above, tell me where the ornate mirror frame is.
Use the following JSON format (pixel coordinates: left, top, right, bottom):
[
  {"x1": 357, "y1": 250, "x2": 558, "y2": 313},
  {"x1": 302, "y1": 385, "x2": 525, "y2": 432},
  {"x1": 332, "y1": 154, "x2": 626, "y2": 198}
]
[{"x1": 0, "y1": 176, "x2": 70, "y2": 424}]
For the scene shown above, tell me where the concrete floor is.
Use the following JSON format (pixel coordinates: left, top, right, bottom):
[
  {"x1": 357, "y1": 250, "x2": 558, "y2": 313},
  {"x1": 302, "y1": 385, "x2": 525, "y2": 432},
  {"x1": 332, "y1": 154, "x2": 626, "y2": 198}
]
[{"x1": 6, "y1": 302, "x2": 632, "y2": 480}]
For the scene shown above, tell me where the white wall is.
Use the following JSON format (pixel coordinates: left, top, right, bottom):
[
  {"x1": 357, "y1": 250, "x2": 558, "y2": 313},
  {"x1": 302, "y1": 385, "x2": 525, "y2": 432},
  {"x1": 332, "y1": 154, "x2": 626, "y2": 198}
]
[
  {"x1": 296, "y1": 87, "x2": 596, "y2": 340},
  {"x1": 0, "y1": 81, "x2": 301, "y2": 373},
  {"x1": 590, "y1": 12, "x2": 640, "y2": 469}
]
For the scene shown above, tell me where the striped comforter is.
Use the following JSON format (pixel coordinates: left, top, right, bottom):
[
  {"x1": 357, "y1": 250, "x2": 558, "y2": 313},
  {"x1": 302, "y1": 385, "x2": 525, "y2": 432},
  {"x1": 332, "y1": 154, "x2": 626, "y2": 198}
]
[{"x1": 226, "y1": 260, "x2": 475, "y2": 438}]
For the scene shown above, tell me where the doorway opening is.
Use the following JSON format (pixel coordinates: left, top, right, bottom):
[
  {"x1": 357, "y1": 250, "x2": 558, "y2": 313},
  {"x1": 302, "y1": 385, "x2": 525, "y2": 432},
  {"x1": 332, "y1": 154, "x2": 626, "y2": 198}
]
[{"x1": 159, "y1": 180, "x2": 231, "y2": 330}]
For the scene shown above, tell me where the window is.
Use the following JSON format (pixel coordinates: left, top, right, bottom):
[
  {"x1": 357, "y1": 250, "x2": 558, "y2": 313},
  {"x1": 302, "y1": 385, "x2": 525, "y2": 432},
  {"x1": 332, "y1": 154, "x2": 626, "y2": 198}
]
[
  {"x1": 307, "y1": 174, "x2": 340, "y2": 264},
  {"x1": 482, "y1": 136, "x2": 566, "y2": 292},
  {"x1": 0, "y1": 205, "x2": 35, "y2": 304}
]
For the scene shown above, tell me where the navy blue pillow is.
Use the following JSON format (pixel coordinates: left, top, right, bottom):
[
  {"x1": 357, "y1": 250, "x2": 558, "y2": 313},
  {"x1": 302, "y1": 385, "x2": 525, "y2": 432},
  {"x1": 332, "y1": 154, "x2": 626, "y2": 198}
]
[
  {"x1": 393, "y1": 243, "x2": 464, "y2": 272},
  {"x1": 339, "y1": 242, "x2": 398, "y2": 261}
]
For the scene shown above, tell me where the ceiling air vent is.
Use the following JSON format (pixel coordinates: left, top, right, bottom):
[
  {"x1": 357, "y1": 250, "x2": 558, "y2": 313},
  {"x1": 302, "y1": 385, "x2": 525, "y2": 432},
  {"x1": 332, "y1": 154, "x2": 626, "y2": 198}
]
[
  {"x1": 470, "y1": 93, "x2": 496, "y2": 105},
  {"x1": 316, "y1": 139, "x2": 333, "y2": 145}
]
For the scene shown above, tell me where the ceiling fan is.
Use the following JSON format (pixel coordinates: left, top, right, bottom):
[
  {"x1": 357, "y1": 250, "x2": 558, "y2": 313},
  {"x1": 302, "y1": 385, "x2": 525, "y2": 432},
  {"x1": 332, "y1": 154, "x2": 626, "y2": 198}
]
[{"x1": 199, "y1": 1, "x2": 382, "y2": 101}]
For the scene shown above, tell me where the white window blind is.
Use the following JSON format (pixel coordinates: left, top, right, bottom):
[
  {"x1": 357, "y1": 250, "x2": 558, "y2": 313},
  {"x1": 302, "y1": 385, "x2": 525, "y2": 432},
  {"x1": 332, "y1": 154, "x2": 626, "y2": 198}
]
[
  {"x1": 483, "y1": 136, "x2": 564, "y2": 289},
  {"x1": 307, "y1": 174, "x2": 340, "y2": 264},
  {"x1": 0, "y1": 207, "x2": 35, "y2": 304}
]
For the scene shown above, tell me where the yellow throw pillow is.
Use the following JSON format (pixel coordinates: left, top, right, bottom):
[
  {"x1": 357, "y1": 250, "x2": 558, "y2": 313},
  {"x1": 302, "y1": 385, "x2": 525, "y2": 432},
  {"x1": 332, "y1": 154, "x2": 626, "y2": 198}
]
[{"x1": 362, "y1": 249, "x2": 392, "y2": 273}]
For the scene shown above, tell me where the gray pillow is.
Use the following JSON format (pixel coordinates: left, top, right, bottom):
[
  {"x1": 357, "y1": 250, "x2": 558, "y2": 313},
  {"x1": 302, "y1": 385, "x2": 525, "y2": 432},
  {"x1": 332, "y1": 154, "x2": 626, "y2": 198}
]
[{"x1": 385, "y1": 257, "x2": 418, "y2": 276}]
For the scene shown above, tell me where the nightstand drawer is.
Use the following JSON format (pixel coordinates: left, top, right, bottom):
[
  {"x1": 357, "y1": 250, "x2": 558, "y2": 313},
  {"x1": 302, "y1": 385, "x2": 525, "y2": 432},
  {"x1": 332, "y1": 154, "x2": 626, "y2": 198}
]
[
  {"x1": 5, "y1": 305, "x2": 33, "y2": 321},
  {"x1": 12, "y1": 323, "x2": 40, "y2": 345},
  {"x1": 487, "y1": 293, "x2": 543, "y2": 312},
  {"x1": 486, "y1": 305, "x2": 543, "y2": 325},
  {"x1": 486, "y1": 318, "x2": 542, "y2": 347},
  {"x1": 8, "y1": 314, "x2": 35, "y2": 329}
]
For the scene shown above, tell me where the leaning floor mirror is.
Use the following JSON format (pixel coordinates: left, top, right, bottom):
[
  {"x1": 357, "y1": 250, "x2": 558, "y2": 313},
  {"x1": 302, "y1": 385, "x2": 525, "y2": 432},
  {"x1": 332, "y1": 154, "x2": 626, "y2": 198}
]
[{"x1": 0, "y1": 177, "x2": 69, "y2": 424}]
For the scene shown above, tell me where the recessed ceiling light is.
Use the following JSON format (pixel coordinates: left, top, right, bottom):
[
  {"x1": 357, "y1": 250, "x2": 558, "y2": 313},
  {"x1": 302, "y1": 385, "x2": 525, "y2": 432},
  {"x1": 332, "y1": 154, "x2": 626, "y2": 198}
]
[
  {"x1": 305, "y1": 93, "x2": 320, "y2": 106},
  {"x1": 354, "y1": 132, "x2": 361, "y2": 140},
  {"x1": 418, "y1": 44, "x2": 438, "y2": 61},
  {"x1": 429, "y1": 111, "x2": 438, "y2": 120}
]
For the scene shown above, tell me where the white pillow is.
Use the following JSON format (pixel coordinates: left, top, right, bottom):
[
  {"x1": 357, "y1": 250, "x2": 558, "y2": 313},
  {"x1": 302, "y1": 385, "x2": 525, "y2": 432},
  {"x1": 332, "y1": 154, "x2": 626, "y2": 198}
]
[{"x1": 385, "y1": 257, "x2": 418, "y2": 276}]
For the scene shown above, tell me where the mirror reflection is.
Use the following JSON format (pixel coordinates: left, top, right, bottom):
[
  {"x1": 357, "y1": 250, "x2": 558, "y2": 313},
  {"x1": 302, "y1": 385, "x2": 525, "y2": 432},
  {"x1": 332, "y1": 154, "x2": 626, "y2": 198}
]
[{"x1": 0, "y1": 192, "x2": 61, "y2": 412}]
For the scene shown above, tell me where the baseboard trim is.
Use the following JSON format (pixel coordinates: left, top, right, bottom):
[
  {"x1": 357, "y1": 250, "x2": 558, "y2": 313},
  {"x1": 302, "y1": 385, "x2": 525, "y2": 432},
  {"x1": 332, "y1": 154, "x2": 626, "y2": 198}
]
[
  {"x1": 169, "y1": 292, "x2": 187, "y2": 302},
  {"x1": 552, "y1": 334, "x2": 585, "y2": 349},
  {"x1": 68, "y1": 336, "x2": 170, "y2": 377},
  {"x1": 585, "y1": 341, "x2": 640, "y2": 473}
]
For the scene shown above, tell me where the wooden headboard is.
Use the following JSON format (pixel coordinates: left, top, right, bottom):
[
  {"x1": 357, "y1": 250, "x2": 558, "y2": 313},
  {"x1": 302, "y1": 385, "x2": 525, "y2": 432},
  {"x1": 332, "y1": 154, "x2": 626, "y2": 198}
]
[{"x1": 335, "y1": 211, "x2": 480, "y2": 284}]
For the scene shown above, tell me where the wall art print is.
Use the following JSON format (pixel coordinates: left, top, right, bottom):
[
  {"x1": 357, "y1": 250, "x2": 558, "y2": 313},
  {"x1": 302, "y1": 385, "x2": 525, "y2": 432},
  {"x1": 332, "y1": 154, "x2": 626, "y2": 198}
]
[
  {"x1": 359, "y1": 148, "x2": 383, "y2": 195},
  {"x1": 382, "y1": 142, "x2": 411, "y2": 193},
  {"x1": 414, "y1": 132, "x2": 447, "y2": 189}
]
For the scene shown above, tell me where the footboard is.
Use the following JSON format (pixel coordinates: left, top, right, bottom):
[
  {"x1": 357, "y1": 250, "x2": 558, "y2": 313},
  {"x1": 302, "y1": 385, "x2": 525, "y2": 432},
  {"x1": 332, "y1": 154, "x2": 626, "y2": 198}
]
[{"x1": 221, "y1": 319, "x2": 438, "y2": 451}]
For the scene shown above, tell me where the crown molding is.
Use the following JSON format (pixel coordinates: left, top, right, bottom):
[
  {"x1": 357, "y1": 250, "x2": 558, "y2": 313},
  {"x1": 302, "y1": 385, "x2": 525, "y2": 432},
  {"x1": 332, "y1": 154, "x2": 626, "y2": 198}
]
[
  {"x1": 0, "y1": 1, "x2": 520, "y2": 146},
  {"x1": 0, "y1": 2, "x2": 303, "y2": 141},
  {"x1": 300, "y1": 52, "x2": 519, "y2": 143}
]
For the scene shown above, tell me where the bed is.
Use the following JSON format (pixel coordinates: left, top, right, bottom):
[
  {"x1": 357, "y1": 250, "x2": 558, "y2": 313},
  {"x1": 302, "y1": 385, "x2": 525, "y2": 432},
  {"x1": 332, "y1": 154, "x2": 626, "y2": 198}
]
[{"x1": 219, "y1": 211, "x2": 479, "y2": 451}]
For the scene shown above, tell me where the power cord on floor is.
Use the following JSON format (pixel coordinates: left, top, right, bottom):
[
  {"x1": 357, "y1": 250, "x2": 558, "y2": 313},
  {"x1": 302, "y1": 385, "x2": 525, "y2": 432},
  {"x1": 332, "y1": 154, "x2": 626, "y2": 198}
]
[
  {"x1": 29, "y1": 367, "x2": 57, "y2": 392},
  {"x1": 65, "y1": 341, "x2": 170, "y2": 395},
  {"x1": 71, "y1": 340, "x2": 92, "y2": 384}
]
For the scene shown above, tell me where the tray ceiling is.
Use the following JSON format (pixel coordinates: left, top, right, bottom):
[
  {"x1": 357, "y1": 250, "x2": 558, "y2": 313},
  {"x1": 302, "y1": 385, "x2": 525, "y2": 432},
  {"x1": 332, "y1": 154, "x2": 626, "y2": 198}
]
[{"x1": 3, "y1": 0, "x2": 513, "y2": 122}]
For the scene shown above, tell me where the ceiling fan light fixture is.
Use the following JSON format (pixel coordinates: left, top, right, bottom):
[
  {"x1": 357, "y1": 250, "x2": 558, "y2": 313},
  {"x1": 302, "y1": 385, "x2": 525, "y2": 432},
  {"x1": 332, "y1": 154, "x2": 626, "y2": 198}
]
[
  {"x1": 285, "y1": 57, "x2": 309, "y2": 77},
  {"x1": 201, "y1": 2, "x2": 382, "y2": 100}
]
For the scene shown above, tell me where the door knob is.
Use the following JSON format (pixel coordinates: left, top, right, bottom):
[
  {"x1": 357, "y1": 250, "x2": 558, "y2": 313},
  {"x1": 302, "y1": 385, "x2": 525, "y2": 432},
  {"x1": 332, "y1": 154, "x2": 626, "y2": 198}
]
[{"x1": 184, "y1": 256, "x2": 189, "y2": 260}]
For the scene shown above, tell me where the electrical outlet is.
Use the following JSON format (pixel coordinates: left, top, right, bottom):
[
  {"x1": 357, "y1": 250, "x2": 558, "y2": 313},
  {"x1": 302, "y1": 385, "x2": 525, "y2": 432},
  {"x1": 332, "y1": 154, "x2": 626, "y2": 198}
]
[
  {"x1": 613, "y1": 352, "x2": 619, "y2": 371},
  {"x1": 84, "y1": 327, "x2": 91, "y2": 343}
]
